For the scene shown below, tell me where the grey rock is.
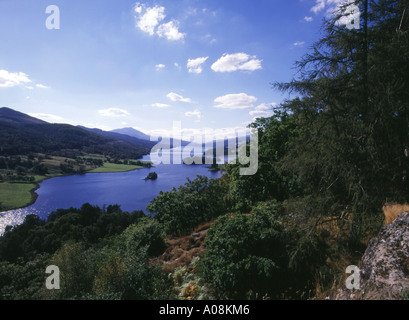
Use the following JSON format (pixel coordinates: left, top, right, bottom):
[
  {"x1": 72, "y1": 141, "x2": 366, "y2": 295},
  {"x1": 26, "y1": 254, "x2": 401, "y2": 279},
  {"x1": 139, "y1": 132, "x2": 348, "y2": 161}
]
[{"x1": 335, "y1": 211, "x2": 409, "y2": 300}]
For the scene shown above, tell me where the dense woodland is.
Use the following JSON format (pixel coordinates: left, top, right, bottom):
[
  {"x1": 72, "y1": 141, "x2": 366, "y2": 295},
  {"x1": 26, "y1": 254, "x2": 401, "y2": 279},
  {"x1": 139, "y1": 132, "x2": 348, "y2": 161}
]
[{"x1": 1, "y1": 0, "x2": 409, "y2": 300}]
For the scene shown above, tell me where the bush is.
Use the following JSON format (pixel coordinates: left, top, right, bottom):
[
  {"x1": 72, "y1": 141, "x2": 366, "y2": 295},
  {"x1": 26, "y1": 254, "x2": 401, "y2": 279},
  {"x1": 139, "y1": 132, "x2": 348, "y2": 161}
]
[
  {"x1": 147, "y1": 175, "x2": 228, "y2": 236},
  {"x1": 122, "y1": 217, "x2": 166, "y2": 257},
  {"x1": 200, "y1": 204, "x2": 289, "y2": 299}
]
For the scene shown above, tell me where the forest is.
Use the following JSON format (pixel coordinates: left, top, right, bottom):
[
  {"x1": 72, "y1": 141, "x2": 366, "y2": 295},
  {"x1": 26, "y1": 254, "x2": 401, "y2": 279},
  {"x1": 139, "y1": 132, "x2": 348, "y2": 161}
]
[{"x1": 1, "y1": 0, "x2": 409, "y2": 300}]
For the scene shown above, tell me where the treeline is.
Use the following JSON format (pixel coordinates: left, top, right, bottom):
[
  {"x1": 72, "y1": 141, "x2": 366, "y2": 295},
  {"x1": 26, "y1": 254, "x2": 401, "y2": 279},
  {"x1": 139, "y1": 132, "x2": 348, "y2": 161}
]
[
  {"x1": 106, "y1": 159, "x2": 152, "y2": 167},
  {"x1": 0, "y1": 156, "x2": 48, "y2": 175},
  {"x1": 0, "y1": 156, "x2": 49, "y2": 182}
]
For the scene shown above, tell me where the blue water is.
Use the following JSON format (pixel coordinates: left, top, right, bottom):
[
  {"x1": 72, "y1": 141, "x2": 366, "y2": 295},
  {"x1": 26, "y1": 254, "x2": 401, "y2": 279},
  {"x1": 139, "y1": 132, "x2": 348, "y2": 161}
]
[{"x1": 0, "y1": 150, "x2": 225, "y2": 235}]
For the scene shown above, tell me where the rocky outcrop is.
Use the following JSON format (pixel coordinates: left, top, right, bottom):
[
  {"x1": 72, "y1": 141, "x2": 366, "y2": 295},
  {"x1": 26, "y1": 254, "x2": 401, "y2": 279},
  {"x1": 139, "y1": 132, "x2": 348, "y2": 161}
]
[{"x1": 335, "y1": 212, "x2": 409, "y2": 300}]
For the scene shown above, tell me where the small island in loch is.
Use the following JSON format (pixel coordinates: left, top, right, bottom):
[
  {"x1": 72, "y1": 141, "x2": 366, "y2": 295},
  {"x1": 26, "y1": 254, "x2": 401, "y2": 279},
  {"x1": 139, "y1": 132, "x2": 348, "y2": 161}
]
[{"x1": 144, "y1": 172, "x2": 158, "y2": 180}]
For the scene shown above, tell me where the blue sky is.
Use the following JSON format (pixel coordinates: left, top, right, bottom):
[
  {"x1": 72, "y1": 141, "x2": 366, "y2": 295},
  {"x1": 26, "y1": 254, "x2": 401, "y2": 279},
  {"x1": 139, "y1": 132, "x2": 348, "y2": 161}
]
[{"x1": 0, "y1": 0, "x2": 349, "y2": 137}]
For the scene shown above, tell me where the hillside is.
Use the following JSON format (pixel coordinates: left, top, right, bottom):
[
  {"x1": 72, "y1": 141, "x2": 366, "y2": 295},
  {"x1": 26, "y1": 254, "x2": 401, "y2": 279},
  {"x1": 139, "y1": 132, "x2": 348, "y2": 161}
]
[
  {"x1": 0, "y1": 107, "x2": 47, "y2": 125},
  {"x1": 0, "y1": 108, "x2": 155, "y2": 159}
]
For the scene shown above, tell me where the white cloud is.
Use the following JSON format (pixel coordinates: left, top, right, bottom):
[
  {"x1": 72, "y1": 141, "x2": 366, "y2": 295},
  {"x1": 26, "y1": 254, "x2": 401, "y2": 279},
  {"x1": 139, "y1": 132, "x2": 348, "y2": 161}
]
[
  {"x1": 155, "y1": 64, "x2": 165, "y2": 71},
  {"x1": 214, "y1": 93, "x2": 257, "y2": 110},
  {"x1": 249, "y1": 103, "x2": 277, "y2": 121},
  {"x1": 310, "y1": 0, "x2": 353, "y2": 15},
  {"x1": 134, "y1": 5, "x2": 142, "y2": 14},
  {"x1": 311, "y1": 0, "x2": 326, "y2": 13},
  {"x1": 304, "y1": 16, "x2": 313, "y2": 22},
  {"x1": 0, "y1": 69, "x2": 32, "y2": 88},
  {"x1": 28, "y1": 113, "x2": 63, "y2": 123},
  {"x1": 167, "y1": 92, "x2": 192, "y2": 103},
  {"x1": 203, "y1": 34, "x2": 217, "y2": 44},
  {"x1": 249, "y1": 103, "x2": 271, "y2": 117},
  {"x1": 187, "y1": 56, "x2": 208, "y2": 74},
  {"x1": 211, "y1": 53, "x2": 262, "y2": 73},
  {"x1": 293, "y1": 41, "x2": 305, "y2": 47},
  {"x1": 249, "y1": 110, "x2": 269, "y2": 117},
  {"x1": 134, "y1": 3, "x2": 185, "y2": 41},
  {"x1": 256, "y1": 103, "x2": 271, "y2": 111},
  {"x1": 186, "y1": 8, "x2": 198, "y2": 16},
  {"x1": 36, "y1": 83, "x2": 49, "y2": 89},
  {"x1": 151, "y1": 103, "x2": 170, "y2": 108},
  {"x1": 135, "y1": 4, "x2": 165, "y2": 35},
  {"x1": 185, "y1": 109, "x2": 201, "y2": 121},
  {"x1": 98, "y1": 108, "x2": 130, "y2": 118},
  {"x1": 0, "y1": 69, "x2": 50, "y2": 90},
  {"x1": 333, "y1": 1, "x2": 361, "y2": 27},
  {"x1": 157, "y1": 21, "x2": 185, "y2": 41},
  {"x1": 174, "y1": 62, "x2": 182, "y2": 70},
  {"x1": 310, "y1": 0, "x2": 360, "y2": 28}
]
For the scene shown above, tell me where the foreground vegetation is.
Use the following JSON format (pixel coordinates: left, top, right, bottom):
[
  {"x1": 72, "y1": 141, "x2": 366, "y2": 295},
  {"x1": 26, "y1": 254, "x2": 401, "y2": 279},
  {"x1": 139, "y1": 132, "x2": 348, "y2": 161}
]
[{"x1": 1, "y1": 0, "x2": 409, "y2": 300}]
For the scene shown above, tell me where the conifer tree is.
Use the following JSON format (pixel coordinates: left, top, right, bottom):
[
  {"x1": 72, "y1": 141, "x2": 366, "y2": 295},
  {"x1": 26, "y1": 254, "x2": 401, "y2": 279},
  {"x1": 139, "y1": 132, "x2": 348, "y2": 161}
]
[{"x1": 274, "y1": 0, "x2": 409, "y2": 244}]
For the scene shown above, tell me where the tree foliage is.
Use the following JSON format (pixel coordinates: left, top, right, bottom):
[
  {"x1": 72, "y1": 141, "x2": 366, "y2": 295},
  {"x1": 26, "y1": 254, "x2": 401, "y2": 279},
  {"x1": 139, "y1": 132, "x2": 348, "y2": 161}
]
[
  {"x1": 271, "y1": 0, "x2": 409, "y2": 245},
  {"x1": 200, "y1": 203, "x2": 289, "y2": 299},
  {"x1": 0, "y1": 204, "x2": 144, "y2": 263},
  {"x1": 147, "y1": 175, "x2": 229, "y2": 236},
  {"x1": 226, "y1": 111, "x2": 301, "y2": 212},
  {"x1": 0, "y1": 206, "x2": 173, "y2": 300}
]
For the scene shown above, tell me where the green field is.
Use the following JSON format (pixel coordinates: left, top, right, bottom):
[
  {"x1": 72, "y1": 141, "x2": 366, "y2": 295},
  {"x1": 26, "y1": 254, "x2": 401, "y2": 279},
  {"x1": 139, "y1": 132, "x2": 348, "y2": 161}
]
[
  {"x1": 88, "y1": 162, "x2": 144, "y2": 173},
  {"x1": 0, "y1": 182, "x2": 37, "y2": 210}
]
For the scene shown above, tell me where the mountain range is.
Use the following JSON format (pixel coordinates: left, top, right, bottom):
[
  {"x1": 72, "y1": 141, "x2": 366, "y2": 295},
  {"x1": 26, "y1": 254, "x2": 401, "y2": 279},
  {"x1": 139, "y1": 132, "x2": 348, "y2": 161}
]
[
  {"x1": 111, "y1": 127, "x2": 151, "y2": 141},
  {"x1": 0, "y1": 107, "x2": 248, "y2": 160},
  {"x1": 0, "y1": 107, "x2": 155, "y2": 159}
]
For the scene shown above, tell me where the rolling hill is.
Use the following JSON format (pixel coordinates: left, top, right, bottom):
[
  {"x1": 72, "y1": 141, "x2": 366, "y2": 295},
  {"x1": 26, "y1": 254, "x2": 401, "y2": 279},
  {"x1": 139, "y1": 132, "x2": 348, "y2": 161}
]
[
  {"x1": 0, "y1": 107, "x2": 47, "y2": 125},
  {"x1": 0, "y1": 107, "x2": 155, "y2": 159}
]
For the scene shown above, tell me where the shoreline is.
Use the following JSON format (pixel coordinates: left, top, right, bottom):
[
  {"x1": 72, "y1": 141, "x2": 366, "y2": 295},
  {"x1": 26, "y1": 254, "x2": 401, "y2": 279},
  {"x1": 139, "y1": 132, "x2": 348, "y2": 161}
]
[
  {"x1": 0, "y1": 161, "x2": 153, "y2": 213},
  {"x1": 0, "y1": 159, "x2": 222, "y2": 214}
]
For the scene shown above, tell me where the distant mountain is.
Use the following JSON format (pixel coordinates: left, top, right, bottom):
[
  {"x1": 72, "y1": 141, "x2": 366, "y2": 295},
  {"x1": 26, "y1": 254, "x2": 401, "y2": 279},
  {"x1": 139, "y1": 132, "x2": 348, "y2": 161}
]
[
  {"x1": 112, "y1": 127, "x2": 192, "y2": 148},
  {"x1": 0, "y1": 108, "x2": 154, "y2": 159},
  {"x1": 0, "y1": 107, "x2": 47, "y2": 125},
  {"x1": 111, "y1": 127, "x2": 151, "y2": 141},
  {"x1": 78, "y1": 126, "x2": 154, "y2": 149}
]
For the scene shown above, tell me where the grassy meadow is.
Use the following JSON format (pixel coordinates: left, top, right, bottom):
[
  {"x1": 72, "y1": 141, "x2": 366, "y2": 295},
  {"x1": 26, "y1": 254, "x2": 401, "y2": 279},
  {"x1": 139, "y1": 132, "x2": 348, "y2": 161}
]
[
  {"x1": 88, "y1": 162, "x2": 144, "y2": 173},
  {"x1": 0, "y1": 182, "x2": 38, "y2": 210}
]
